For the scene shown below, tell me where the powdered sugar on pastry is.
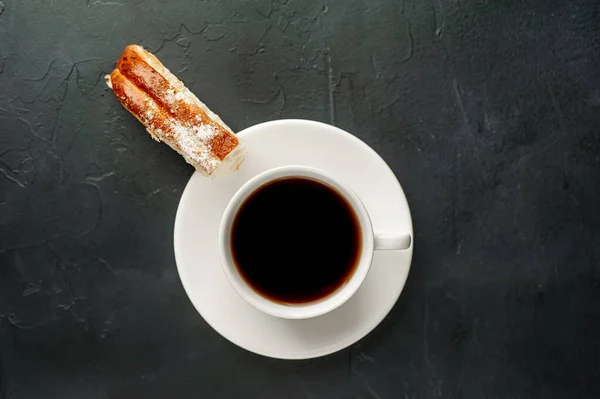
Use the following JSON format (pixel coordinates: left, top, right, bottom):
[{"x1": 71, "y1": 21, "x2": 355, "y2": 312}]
[{"x1": 105, "y1": 45, "x2": 244, "y2": 176}]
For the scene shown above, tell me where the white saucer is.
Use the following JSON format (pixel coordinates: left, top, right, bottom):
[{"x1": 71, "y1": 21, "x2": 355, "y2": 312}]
[{"x1": 174, "y1": 120, "x2": 413, "y2": 359}]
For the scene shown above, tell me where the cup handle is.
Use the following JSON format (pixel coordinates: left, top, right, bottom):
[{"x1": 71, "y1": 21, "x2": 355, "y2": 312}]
[{"x1": 374, "y1": 233, "x2": 412, "y2": 250}]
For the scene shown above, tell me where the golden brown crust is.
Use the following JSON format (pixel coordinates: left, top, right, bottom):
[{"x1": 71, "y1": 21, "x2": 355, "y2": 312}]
[
  {"x1": 110, "y1": 69, "x2": 181, "y2": 151},
  {"x1": 106, "y1": 45, "x2": 242, "y2": 174}
]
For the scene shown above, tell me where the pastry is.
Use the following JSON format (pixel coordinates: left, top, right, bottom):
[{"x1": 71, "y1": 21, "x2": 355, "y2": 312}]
[{"x1": 105, "y1": 45, "x2": 244, "y2": 176}]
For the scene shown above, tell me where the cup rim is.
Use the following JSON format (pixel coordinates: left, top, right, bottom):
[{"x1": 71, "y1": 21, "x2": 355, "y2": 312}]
[{"x1": 219, "y1": 165, "x2": 375, "y2": 319}]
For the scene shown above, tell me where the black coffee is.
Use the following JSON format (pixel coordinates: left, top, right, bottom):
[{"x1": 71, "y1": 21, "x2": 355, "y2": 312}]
[{"x1": 230, "y1": 177, "x2": 362, "y2": 304}]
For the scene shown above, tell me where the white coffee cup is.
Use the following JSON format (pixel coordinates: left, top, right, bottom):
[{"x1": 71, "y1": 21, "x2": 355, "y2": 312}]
[{"x1": 219, "y1": 165, "x2": 411, "y2": 319}]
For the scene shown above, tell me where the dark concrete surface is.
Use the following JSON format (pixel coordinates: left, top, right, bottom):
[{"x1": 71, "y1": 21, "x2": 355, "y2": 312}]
[{"x1": 1, "y1": 0, "x2": 600, "y2": 398}]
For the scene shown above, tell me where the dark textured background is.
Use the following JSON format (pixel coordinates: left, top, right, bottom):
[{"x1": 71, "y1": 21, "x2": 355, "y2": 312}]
[{"x1": 1, "y1": 0, "x2": 599, "y2": 398}]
